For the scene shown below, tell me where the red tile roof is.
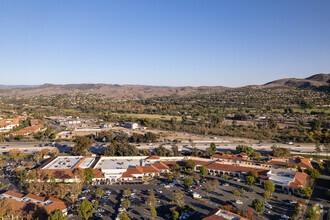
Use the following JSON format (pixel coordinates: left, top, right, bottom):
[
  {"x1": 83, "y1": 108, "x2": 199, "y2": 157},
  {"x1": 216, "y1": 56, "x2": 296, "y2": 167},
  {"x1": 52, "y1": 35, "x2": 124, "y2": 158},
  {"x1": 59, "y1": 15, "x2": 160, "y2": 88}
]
[
  {"x1": 4, "y1": 190, "x2": 24, "y2": 198},
  {"x1": 12, "y1": 125, "x2": 44, "y2": 135},
  {"x1": 147, "y1": 155, "x2": 160, "y2": 160},
  {"x1": 210, "y1": 153, "x2": 248, "y2": 161},
  {"x1": 152, "y1": 162, "x2": 170, "y2": 170},
  {"x1": 92, "y1": 169, "x2": 105, "y2": 179},
  {"x1": 288, "y1": 172, "x2": 308, "y2": 189},
  {"x1": 206, "y1": 163, "x2": 268, "y2": 174},
  {"x1": 191, "y1": 160, "x2": 213, "y2": 166},
  {"x1": 26, "y1": 193, "x2": 45, "y2": 202},
  {"x1": 140, "y1": 164, "x2": 160, "y2": 173},
  {"x1": 1, "y1": 191, "x2": 68, "y2": 214}
]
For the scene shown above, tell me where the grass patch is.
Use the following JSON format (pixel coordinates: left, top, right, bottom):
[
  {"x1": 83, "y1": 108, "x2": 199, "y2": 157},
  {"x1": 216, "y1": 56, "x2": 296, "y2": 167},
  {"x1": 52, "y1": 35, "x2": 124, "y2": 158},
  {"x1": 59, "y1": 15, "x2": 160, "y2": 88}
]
[
  {"x1": 193, "y1": 198, "x2": 207, "y2": 203},
  {"x1": 112, "y1": 113, "x2": 182, "y2": 121}
]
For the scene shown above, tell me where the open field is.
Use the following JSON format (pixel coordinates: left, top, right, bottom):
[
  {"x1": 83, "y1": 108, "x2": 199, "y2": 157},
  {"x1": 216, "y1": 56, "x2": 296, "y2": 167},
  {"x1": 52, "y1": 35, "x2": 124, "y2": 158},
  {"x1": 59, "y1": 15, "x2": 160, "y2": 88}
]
[{"x1": 113, "y1": 113, "x2": 182, "y2": 121}]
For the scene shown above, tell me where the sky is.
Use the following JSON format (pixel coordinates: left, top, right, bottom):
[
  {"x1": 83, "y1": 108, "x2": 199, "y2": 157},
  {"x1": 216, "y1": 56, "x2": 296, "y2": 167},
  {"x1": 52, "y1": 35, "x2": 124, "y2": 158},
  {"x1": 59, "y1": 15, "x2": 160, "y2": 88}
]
[{"x1": 0, "y1": 0, "x2": 330, "y2": 87}]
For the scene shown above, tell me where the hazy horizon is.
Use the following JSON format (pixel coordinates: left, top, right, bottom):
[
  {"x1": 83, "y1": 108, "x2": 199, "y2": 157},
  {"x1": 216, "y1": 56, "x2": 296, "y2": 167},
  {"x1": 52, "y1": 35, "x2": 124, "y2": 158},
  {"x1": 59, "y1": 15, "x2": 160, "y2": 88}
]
[{"x1": 0, "y1": 72, "x2": 329, "y2": 88}]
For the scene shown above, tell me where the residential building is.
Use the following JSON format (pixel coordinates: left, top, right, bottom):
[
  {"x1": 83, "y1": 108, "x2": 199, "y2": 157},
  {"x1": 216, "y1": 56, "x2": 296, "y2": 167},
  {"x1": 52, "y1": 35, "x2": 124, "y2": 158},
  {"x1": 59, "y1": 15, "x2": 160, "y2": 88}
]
[
  {"x1": 12, "y1": 125, "x2": 46, "y2": 136},
  {"x1": 0, "y1": 190, "x2": 68, "y2": 215},
  {"x1": 0, "y1": 118, "x2": 20, "y2": 131},
  {"x1": 125, "y1": 122, "x2": 138, "y2": 129}
]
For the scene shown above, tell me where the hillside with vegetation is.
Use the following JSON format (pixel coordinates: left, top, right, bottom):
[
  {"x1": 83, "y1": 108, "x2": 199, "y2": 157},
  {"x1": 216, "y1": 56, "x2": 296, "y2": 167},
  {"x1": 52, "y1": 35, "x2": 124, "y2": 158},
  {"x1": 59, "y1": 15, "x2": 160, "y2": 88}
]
[{"x1": 0, "y1": 74, "x2": 329, "y2": 144}]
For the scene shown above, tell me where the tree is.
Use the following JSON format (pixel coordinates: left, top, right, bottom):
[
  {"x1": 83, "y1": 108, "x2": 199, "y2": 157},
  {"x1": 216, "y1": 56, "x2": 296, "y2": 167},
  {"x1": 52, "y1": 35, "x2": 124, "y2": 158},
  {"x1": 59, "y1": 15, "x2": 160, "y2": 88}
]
[
  {"x1": 123, "y1": 189, "x2": 131, "y2": 197},
  {"x1": 304, "y1": 168, "x2": 320, "y2": 179},
  {"x1": 78, "y1": 201, "x2": 94, "y2": 220},
  {"x1": 191, "y1": 147, "x2": 199, "y2": 156},
  {"x1": 171, "y1": 210, "x2": 179, "y2": 220},
  {"x1": 122, "y1": 198, "x2": 131, "y2": 210},
  {"x1": 203, "y1": 182, "x2": 213, "y2": 197},
  {"x1": 119, "y1": 212, "x2": 130, "y2": 220},
  {"x1": 193, "y1": 174, "x2": 201, "y2": 182},
  {"x1": 150, "y1": 206, "x2": 157, "y2": 219},
  {"x1": 299, "y1": 186, "x2": 313, "y2": 197},
  {"x1": 245, "y1": 209, "x2": 254, "y2": 219},
  {"x1": 171, "y1": 191, "x2": 185, "y2": 208},
  {"x1": 73, "y1": 168, "x2": 86, "y2": 183},
  {"x1": 93, "y1": 200, "x2": 98, "y2": 210},
  {"x1": 264, "y1": 180, "x2": 275, "y2": 193},
  {"x1": 210, "y1": 143, "x2": 217, "y2": 153},
  {"x1": 34, "y1": 151, "x2": 43, "y2": 163},
  {"x1": 245, "y1": 176, "x2": 255, "y2": 186},
  {"x1": 0, "y1": 199, "x2": 14, "y2": 218},
  {"x1": 236, "y1": 145, "x2": 254, "y2": 156},
  {"x1": 171, "y1": 163, "x2": 180, "y2": 172},
  {"x1": 271, "y1": 146, "x2": 290, "y2": 157},
  {"x1": 251, "y1": 152, "x2": 261, "y2": 159},
  {"x1": 185, "y1": 160, "x2": 196, "y2": 171},
  {"x1": 212, "y1": 179, "x2": 219, "y2": 189},
  {"x1": 184, "y1": 177, "x2": 194, "y2": 187},
  {"x1": 308, "y1": 205, "x2": 320, "y2": 220},
  {"x1": 147, "y1": 189, "x2": 157, "y2": 208},
  {"x1": 199, "y1": 166, "x2": 208, "y2": 176},
  {"x1": 232, "y1": 189, "x2": 241, "y2": 199},
  {"x1": 171, "y1": 145, "x2": 181, "y2": 156},
  {"x1": 9, "y1": 149, "x2": 21, "y2": 157},
  {"x1": 48, "y1": 210, "x2": 67, "y2": 220},
  {"x1": 154, "y1": 145, "x2": 171, "y2": 156},
  {"x1": 263, "y1": 191, "x2": 270, "y2": 201},
  {"x1": 141, "y1": 149, "x2": 151, "y2": 156},
  {"x1": 252, "y1": 199, "x2": 265, "y2": 214},
  {"x1": 95, "y1": 188, "x2": 104, "y2": 198},
  {"x1": 84, "y1": 168, "x2": 95, "y2": 183},
  {"x1": 248, "y1": 171, "x2": 258, "y2": 178},
  {"x1": 72, "y1": 136, "x2": 92, "y2": 156},
  {"x1": 51, "y1": 148, "x2": 59, "y2": 157},
  {"x1": 222, "y1": 174, "x2": 229, "y2": 181}
]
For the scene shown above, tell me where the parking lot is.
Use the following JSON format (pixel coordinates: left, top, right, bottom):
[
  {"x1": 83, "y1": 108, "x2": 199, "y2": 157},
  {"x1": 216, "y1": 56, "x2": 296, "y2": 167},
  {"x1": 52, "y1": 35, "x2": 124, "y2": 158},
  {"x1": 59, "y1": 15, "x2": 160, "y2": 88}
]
[{"x1": 67, "y1": 173, "x2": 301, "y2": 220}]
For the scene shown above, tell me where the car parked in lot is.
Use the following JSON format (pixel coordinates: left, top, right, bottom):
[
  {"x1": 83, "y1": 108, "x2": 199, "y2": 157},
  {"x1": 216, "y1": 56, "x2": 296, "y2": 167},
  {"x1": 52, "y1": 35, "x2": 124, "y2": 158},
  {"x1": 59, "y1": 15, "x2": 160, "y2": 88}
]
[{"x1": 265, "y1": 203, "x2": 272, "y2": 209}]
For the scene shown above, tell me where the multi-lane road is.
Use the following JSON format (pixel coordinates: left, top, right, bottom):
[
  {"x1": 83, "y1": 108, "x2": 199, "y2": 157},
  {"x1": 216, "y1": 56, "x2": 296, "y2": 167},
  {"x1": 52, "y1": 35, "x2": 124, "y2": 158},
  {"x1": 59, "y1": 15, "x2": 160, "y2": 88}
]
[{"x1": 0, "y1": 140, "x2": 322, "y2": 155}]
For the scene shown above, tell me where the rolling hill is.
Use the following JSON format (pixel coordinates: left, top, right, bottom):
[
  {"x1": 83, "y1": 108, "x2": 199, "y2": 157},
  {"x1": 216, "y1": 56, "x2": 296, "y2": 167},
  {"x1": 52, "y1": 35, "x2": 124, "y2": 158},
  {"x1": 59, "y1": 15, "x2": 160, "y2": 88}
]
[{"x1": 0, "y1": 73, "x2": 328, "y2": 99}]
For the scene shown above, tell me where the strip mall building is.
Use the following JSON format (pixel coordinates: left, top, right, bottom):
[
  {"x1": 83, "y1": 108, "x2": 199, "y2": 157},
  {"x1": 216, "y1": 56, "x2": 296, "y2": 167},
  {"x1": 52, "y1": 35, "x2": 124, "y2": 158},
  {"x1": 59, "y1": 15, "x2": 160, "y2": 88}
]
[{"x1": 39, "y1": 153, "x2": 310, "y2": 194}]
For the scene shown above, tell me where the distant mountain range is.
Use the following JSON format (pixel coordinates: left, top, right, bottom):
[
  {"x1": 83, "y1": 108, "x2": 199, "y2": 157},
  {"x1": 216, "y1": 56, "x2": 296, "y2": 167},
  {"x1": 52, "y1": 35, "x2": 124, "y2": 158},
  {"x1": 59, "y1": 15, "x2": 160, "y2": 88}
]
[
  {"x1": 263, "y1": 73, "x2": 330, "y2": 91},
  {"x1": 0, "y1": 85, "x2": 38, "y2": 89},
  {"x1": 0, "y1": 73, "x2": 328, "y2": 99}
]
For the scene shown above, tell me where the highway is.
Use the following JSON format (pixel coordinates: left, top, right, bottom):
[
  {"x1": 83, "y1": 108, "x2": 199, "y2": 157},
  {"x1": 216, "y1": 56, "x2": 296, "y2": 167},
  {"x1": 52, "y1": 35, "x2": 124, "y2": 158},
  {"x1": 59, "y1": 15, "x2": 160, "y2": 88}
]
[
  {"x1": 135, "y1": 141, "x2": 320, "y2": 155},
  {"x1": 0, "y1": 140, "x2": 322, "y2": 156}
]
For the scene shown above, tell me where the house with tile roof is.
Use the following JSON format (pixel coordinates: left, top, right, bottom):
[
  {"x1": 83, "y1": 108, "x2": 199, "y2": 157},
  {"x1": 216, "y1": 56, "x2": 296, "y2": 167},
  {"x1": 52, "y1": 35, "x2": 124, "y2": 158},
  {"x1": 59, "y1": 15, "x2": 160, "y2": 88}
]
[
  {"x1": 12, "y1": 125, "x2": 46, "y2": 136},
  {"x1": 0, "y1": 190, "x2": 68, "y2": 215}
]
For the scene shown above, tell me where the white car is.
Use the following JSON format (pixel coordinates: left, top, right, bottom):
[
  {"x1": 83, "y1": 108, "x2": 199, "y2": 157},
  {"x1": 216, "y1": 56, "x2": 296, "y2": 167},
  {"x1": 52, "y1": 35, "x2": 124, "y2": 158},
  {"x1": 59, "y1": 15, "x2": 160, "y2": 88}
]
[
  {"x1": 223, "y1": 183, "x2": 229, "y2": 186},
  {"x1": 265, "y1": 204, "x2": 272, "y2": 209},
  {"x1": 280, "y1": 214, "x2": 289, "y2": 219},
  {"x1": 265, "y1": 209, "x2": 271, "y2": 214},
  {"x1": 235, "y1": 200, "x2": 243, "y2": 204}
]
